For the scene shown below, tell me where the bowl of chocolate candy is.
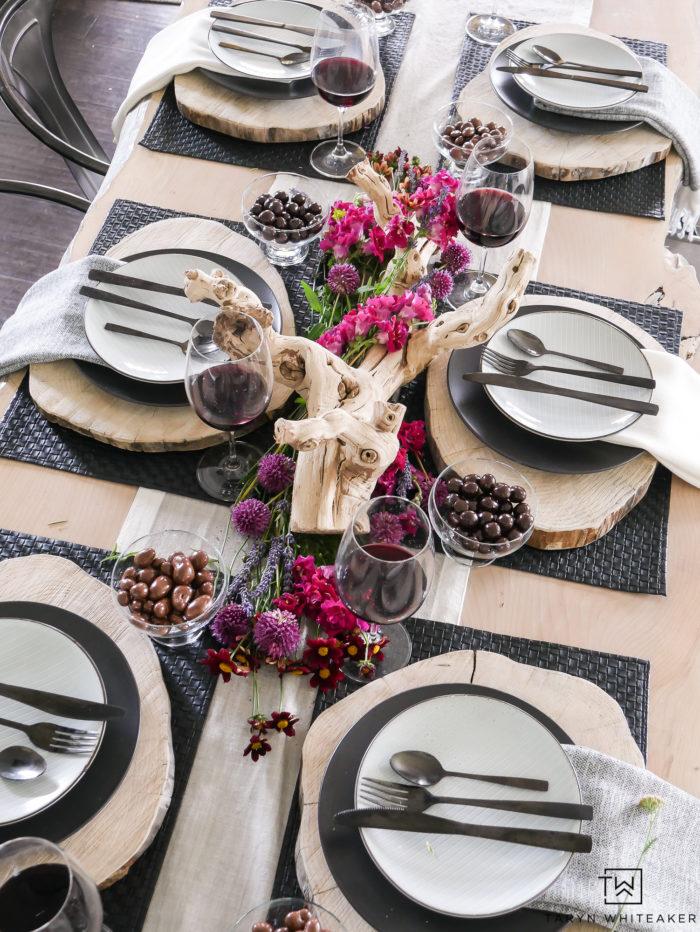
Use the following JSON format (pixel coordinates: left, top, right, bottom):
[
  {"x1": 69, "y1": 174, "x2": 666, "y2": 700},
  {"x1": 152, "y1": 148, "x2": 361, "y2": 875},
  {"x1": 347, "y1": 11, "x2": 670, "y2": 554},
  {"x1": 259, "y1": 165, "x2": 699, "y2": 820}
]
[
  {"x1": 232, "y1": 897, "x2": 347, "y2": 932},
  {"x1": 242, "y1": 172, "x2": 330, "y2": 267},
  {"x1": 429, "y1": 457, "x2": 537, "y2": 567},
  {"x1": 111, "y1": 530, "x2": 229, "y2": 648},
  {"x1": 355, "y1": 0, "x2": 408, "y2": 37},
  {"x1": 432, "y1": 99, "x2": 513, "y2": 175}
]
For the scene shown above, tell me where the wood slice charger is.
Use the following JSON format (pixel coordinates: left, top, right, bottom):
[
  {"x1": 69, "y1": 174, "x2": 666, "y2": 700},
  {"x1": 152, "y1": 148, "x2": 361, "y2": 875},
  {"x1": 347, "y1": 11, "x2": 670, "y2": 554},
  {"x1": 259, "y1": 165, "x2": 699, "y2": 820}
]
[
  {"x1": 425, "y1": 295, "x2": 661, "y2": 550},
  {"x1": 460, "y1": 23, "x2": 671, "y2": 181},
  {"x1": 28, "y1": 217, "x2": 296, "y2": 451}
]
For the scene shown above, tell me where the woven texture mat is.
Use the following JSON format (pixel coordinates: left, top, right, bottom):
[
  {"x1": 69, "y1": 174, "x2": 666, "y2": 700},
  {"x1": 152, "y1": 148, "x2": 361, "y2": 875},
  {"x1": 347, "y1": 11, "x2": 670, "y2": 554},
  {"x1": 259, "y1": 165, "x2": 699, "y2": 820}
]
[
  {"x1": 454, "y1": 18, "x2": 668, "y2": 219},
  {"x1": 0, "y1": 528, "x2": 218, "y2": 932},
  {"x1": 0, "y1": 199, "x2": 680, "y2": 593},
  {"x1": 271, "y1": 612, "x2": 650, "y2": 901},
  {"x1": 139, "y1": 11, "x2": 414, "y2": 178}
]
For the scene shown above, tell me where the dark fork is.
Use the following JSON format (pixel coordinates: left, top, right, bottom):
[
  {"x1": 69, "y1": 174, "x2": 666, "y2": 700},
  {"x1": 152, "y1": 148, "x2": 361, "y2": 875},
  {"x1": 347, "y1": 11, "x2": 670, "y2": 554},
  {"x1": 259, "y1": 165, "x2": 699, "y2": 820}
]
[
  {"x1": 360, "y1": 777, "x2": 593, "y2": 820},
  {"x1": 0, "y1": 716, "x2": 100, "y2": 754},
  {"x1": 482, "y1": 348, "x2": 656, "y2": 388}
]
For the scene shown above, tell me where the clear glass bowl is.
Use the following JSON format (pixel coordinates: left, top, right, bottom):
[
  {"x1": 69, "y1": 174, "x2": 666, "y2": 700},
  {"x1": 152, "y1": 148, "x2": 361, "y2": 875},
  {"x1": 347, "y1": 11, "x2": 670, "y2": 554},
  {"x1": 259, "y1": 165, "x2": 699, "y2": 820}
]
[
  {"x1": 110, "y1": 529, "x2": 229, "y2": 648},
  {"x1": 232, "y1": 897, "x2": 348, "y2": 932},
  {"x1": 428, "y1": 457, "x2": 537, "y2": 568},
  {"x1": 241, "y1": 172, "x2": 330, "y2": 267},
  {"x1": 432, "y1": 98, "x2": 513, "y2": 176}
]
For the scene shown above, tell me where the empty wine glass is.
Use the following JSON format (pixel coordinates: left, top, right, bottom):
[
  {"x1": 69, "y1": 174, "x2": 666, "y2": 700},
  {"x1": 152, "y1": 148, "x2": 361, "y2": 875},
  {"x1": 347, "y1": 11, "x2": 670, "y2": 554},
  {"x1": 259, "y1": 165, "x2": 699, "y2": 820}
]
[
  {"x1": 0, "y1": 837, "x2": 108, "y2": 931},
  {"x1": 447, "y1": 133, "x2": 533, "y2": 308},
  {"x1": 466, "y1": 5, "x2": 516, "y2": 46},
  {"x1": 334, "y1": 496, "x2": 434, "y2": 683},
  {"x1": 185, "y1": 312, "x2": 274, "y2": 502},
  {"x1": 310, "y1": 1, "x2": 379, "y2": 179}
]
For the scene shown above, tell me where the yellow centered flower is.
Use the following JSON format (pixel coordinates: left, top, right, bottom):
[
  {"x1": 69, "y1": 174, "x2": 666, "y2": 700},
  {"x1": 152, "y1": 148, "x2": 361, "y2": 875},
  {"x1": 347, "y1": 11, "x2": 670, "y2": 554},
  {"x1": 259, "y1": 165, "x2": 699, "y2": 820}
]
[
  {"x1": 318, "y1": 646, "x2": 329, "y2": 656},
  {"x1": 220, "y1": 662, "x2": 233, "y2": 674},
  {"x1": 278, "y1": 720, "x2": 289, "y2": 730},
  {"x1": 347, "y1": 645, "x2": 358, "y2": 656},
  {"x1": 319, "y1": 668, "x2": 331, "y2": 679}
]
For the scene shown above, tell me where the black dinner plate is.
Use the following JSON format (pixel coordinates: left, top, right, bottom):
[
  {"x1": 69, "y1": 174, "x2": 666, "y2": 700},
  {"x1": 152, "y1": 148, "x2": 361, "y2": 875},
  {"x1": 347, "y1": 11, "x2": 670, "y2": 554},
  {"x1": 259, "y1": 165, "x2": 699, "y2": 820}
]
[
  {"x1": 76, "y1": 247, "x2": 283, "y2": 407},
  {"x1": 318, "y1": 683, "x2": 572, "y2": 931},
  {"x1": 0, "y1": 601, "x2": 141, "y2": 844},
  {"x1": 489, "y1": 40, "x2": 643, "y2": 136},
  {"x1": 446, "y1": 303, "x2": 645, "y2": 473},
  {"x1": 201, "y1": 67, "x2": 316, "y2": 100}
]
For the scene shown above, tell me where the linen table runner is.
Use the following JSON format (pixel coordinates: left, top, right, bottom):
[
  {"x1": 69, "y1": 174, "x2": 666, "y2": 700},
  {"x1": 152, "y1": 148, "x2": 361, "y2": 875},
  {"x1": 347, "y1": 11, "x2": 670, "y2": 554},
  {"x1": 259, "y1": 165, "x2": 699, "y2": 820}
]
[
  {"x1": 139, "y1": 12, "x2": 414, "y2": 180},
  {"x1": 0, "y1": 198, "x2": 681, "y2": 594},
  {"x1": 453, "y1": 18, "x2": 668, "y2": 219}
]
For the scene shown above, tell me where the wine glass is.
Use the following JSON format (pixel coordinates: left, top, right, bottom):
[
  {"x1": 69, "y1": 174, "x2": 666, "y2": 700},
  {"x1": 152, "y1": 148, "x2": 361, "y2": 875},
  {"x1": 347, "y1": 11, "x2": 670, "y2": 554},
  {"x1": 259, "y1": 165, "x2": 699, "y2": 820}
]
[
  {"x1": 334, "y1": 496, "x2": 435, "y2": 683},
  {"x1": 184, "y1": 312, "x2": 274, "y2": 503},
  {"x1": 0, "y1": 837, "x2": 108, "y2": 931},
  {"x1": 447, "y1": 133, "x2": 534, "y2": 308},
  {"x1": 466, "y1": 5, "x2": 516, "y2": 46},
  {"x1": 310, "y1": 1, "x2": 380, "y2": 179}
]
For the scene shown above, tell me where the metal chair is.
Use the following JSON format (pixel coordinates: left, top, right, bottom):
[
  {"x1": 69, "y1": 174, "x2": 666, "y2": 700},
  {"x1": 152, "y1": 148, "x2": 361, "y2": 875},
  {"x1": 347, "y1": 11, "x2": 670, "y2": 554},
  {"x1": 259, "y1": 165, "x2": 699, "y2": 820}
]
[
  {"x1": 0, "y1": 0, "x2": 110, "y2": 200},
  {"x1": 0, "y1": 178, "x2": 89, "y2": 211}
]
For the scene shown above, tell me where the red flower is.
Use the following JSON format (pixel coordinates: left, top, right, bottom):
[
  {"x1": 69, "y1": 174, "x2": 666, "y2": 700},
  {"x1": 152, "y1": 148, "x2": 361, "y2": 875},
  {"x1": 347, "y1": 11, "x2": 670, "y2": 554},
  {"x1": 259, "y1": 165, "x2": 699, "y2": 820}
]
[
  {"x1": 244, "y1": 735, "x2": 272, "y2": 761},
  {"x1": 303, "y1": 636, "x2": 345, "y2": 669},
  {"x1": 201, "y1": 648, "x2": 246, "y2": 682},
  {"x1": 265, "y1": 711, "x2": 299, "y2": 737},
  {"x1": 318, "y1": 598, "x2": 359, "y2": 637},
  {"x1": 248, "y1": 714, "x2": 268, "y2": 734},
  {"x1": 275, "y1": 657, "x2": 311, "y2": 677},
  {"x1": 272, "y1": 591, "x2": 305, "y2": 615},
  {"x1": 398, "y1": 420, "x2": 426, "y2": 453},
  {"x1": 310, "y1": 662, "x2": 345, "y2": 692}
]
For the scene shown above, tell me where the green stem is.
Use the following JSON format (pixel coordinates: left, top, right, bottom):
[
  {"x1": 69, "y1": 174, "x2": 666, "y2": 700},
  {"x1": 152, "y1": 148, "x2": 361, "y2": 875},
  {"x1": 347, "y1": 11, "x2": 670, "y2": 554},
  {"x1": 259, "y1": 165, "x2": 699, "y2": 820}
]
[{"x1": 609, "y1": 812, "x2": 659, "y2": 932}]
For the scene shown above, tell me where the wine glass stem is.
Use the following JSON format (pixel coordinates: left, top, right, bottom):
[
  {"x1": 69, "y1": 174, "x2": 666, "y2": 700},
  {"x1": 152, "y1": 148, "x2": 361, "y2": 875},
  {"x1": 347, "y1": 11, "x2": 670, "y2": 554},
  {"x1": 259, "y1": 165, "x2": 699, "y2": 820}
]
[
  {"x1": 333, "y1": 106, "x2": 348, "y2": 158},
  {"x1": 222, "y1": 431, "x2": 241, "y2": 472},
  {"x1": 475, "y1": 247, "x2": 489, "y2": 287}
]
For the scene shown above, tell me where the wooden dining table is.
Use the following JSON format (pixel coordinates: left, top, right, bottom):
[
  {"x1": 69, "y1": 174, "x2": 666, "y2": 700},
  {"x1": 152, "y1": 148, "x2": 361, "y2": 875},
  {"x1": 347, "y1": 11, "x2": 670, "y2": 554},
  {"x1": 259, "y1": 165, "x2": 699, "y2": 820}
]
[{"x1": 0, "y1": 0, "x2": 699, "y2": 927}]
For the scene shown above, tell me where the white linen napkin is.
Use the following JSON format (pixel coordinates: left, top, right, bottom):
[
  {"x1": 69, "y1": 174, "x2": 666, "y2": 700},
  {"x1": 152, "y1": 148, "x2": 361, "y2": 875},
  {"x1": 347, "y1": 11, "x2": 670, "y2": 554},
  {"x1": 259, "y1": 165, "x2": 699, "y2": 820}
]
[
  {"x1": 534, "y1": 745, "x2": 700, "y2": 930},
  {"x1": 0, "y1": 255, "x2": 122, "y2": 378},
  {"x1": 112, "y1": 8, "x2": 233, "y2": 138},
  {"x1": 605, "y1": 349, "x2": 700, "y2": 488}
]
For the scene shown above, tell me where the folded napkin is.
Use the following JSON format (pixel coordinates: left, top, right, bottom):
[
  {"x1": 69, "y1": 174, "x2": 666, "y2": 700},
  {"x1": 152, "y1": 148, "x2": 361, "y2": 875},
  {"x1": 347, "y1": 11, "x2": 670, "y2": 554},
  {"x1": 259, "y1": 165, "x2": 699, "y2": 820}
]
[
  {"x1": 603, "y1": 349, "x2": 700, "y2": 488},
  {"x1": 0, "y1": 255, "x2": 121, "y2": 379},
  {"x1": 535, "y1": 57, "x2": 700, "y2": 192},
  {"x1": 534, "y1": 746, "x2": 700, "y2": 930},
  {"x1": 112, "y1": 8, "x2": 239, "y2": 138}
]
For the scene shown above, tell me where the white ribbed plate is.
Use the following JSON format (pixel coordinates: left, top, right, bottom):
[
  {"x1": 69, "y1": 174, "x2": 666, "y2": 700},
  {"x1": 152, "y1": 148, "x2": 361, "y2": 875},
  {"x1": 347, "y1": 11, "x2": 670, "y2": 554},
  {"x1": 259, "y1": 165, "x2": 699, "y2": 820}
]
[
  {"x1": 355, "y1": 694, "x2": 581, "y2": 917},
  {"x1": 481, "y1": 308, "x2": 653, "y2": 441},
  {"x1": 0, "y1": 618, "x2": 105, "y2": 826}
]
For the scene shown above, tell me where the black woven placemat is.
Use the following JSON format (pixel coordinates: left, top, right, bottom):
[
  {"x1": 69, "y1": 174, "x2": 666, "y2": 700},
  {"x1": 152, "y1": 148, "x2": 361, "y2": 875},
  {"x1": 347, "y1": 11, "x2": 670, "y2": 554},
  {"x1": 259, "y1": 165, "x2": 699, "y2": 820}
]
[
  {"x1": 139, "y1": 11, "x2": 414, "y2": 178},
  {"x1": 0, "y1": 527, "x2": 218, "y2": 932},
  {"x1": 454, "y1": 18, "x2": 668, "y2": 219},
  {"x1": 270, "y1": 612, "x2": 650, "y2": 902}
]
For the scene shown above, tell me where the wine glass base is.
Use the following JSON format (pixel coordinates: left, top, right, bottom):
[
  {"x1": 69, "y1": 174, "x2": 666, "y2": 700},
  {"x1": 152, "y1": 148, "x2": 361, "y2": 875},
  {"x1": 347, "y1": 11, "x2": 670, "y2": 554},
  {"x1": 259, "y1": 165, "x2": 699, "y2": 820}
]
[
  {"x1": 310, "y1": 139, "x2": 367, "y2": 179},
  {"x1": 466, "y1": 13, "x2": 516, "y2": 46},
  {"x1": 343, "y1": 622, "x2": 412, "y2": 684},
  {"x1": 196, "y1": 440, "x2": 262, "y2": 502},
  {"x1": 262, "y1": 240, "x2": 311, "y2": 267},
  {"x1": 446, "y1": 268, "x2": 497, "y2": 308},
  {"x1": 374, "y1": 11, "x2": 395, "y2": 36}
]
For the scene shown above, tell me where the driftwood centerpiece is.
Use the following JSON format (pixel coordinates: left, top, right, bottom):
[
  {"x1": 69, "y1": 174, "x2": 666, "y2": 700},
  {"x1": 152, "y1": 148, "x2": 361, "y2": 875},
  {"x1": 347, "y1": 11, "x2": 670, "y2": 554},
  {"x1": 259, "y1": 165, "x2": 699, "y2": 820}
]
[{"x1": 184, "y1": 161, "x2": 536, "y2": 533}]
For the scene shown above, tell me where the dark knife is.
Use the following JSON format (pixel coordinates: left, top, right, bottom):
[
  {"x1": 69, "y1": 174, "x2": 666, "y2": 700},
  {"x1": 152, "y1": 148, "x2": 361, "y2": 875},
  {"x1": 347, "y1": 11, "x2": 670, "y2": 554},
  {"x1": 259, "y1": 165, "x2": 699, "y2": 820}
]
[
  {"x1": 463, "y1": 372, "x2": 658, "y2": 415},
  {"x1": 87, "y1": 269, "x2": 272, "y2": 311},
  {"x1": 334, "y1": 809, "x2": 592, "y2": 853},
  {"x1": 0, "y1": 682, "x2": 125, "y2": 721},
  {"x1": 497, "y1": 65, "x2": 648, "y2": 93},
  {"x1": 80, "y1": 285, "x2": 197, "y2": 325},
  {"x1": 210, "y1": 9, "x2": 316, "y2": 37}
]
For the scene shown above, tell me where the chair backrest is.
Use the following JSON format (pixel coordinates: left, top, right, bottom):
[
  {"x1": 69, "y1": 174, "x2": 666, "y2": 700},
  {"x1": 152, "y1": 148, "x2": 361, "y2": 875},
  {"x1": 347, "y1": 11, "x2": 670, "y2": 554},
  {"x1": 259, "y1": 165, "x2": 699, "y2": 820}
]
[
  {"x1": 0, "y1": 0, "x2": 110, "y2": 200},
  {"x1": 0, "y1": 178, "x2": 89, "y2": 211}
]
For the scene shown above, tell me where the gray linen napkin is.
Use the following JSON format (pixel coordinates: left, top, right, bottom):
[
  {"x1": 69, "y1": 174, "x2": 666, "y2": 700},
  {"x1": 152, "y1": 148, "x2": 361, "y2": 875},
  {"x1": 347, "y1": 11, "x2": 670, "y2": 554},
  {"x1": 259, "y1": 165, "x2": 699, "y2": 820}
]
[
  {"x1": 535, "y1": 57, "x2": 700, "y2": 190},
  {"x1": 0, "y1": 255, "x2": 122, "y2": 379},
  {"x1": 534, "y1": 745, "x2": 700, "y2": 929}
]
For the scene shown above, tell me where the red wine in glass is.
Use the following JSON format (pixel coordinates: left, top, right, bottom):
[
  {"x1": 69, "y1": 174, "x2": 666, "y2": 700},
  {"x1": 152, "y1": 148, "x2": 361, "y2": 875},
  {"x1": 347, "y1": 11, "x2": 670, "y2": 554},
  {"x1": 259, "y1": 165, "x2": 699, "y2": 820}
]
[
  {"x1": 0, "y1": 863, "x2": 71, "y2": 932},
  {"x1": 456, "y1": 188, "x2": 528, "y2": 248},
  {"x1": 189, "y1": 364, "x2": 270, "y2": 431},
  {"x1": 312, "y1": 57, "x2": 375, "y2": 108},
  {"x1": 336, "y1": 541, "x2": 429, "y2": 626}
]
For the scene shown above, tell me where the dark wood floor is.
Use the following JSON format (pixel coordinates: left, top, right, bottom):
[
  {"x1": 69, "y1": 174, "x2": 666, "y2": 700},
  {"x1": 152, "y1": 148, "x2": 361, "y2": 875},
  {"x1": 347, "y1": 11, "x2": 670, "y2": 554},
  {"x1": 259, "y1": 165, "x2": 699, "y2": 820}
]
[{"x1": 0, "y1": 0, "x2": 174, "y2": 324}]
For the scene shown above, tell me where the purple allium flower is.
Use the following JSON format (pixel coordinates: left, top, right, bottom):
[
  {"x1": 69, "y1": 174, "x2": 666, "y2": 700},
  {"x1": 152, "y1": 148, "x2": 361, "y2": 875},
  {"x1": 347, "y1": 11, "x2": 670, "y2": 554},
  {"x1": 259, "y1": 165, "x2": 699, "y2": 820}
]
[
  {"x1": 441, "y1": 241, "x2": 471, "y2": 275},
  {"x1": 231, "y1": 498, "x2": 271, "y2": 538},
  {"x1": 257, "y1": 453, "x2": 296, "y2": 493},
  {"x1": 327, "y1": 262, "x2": 361, "y2": 295},
  {"x1": 210, "y1": 604, "x2": 251, "y2": 646},
  {"x1": 429, "y1": 269, "x2": 454, "y2": 302},
  {"x1": 369, "y1": 511, "x2": 404, "y2": 545},
  {"x1": 254, "y1": 609, "x2": 301, "y2": 659}
]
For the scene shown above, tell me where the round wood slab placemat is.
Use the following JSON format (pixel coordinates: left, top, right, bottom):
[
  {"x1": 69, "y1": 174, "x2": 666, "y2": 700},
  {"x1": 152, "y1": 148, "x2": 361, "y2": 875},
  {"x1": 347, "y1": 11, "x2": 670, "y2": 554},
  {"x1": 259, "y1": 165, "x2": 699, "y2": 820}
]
[
  {"x1": 29, "y1": 218, "x2": 295, "y2": 451},
  {"x1": 425, "y1": 295, "x2": 661, "y2": 550},
  {"x1": 459, "y1": 23, "x2": 670, "y2": 181},
  {"x1": 174, "y1": 63, "x2": 385, "y2": 143},
  {"x1": 0, "y1": 554, "x2": 172, "y2": 887},
  {"x1": 297, "y1": 649, "x2": 643, "y2": 932}
]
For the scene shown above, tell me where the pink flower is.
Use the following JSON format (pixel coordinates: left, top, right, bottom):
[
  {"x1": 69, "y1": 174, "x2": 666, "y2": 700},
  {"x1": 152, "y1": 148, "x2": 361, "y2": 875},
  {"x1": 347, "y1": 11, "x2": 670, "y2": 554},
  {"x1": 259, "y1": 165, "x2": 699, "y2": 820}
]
[
  {"x1": 375, "y1": 315, "x2": 410, "y2": 353},
  {"x1": 398, "y1": 420, "x2": 426, "y2": 453},
  {"x1": 318, "y1": 598, "x2": 359, "y2": 636}
]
